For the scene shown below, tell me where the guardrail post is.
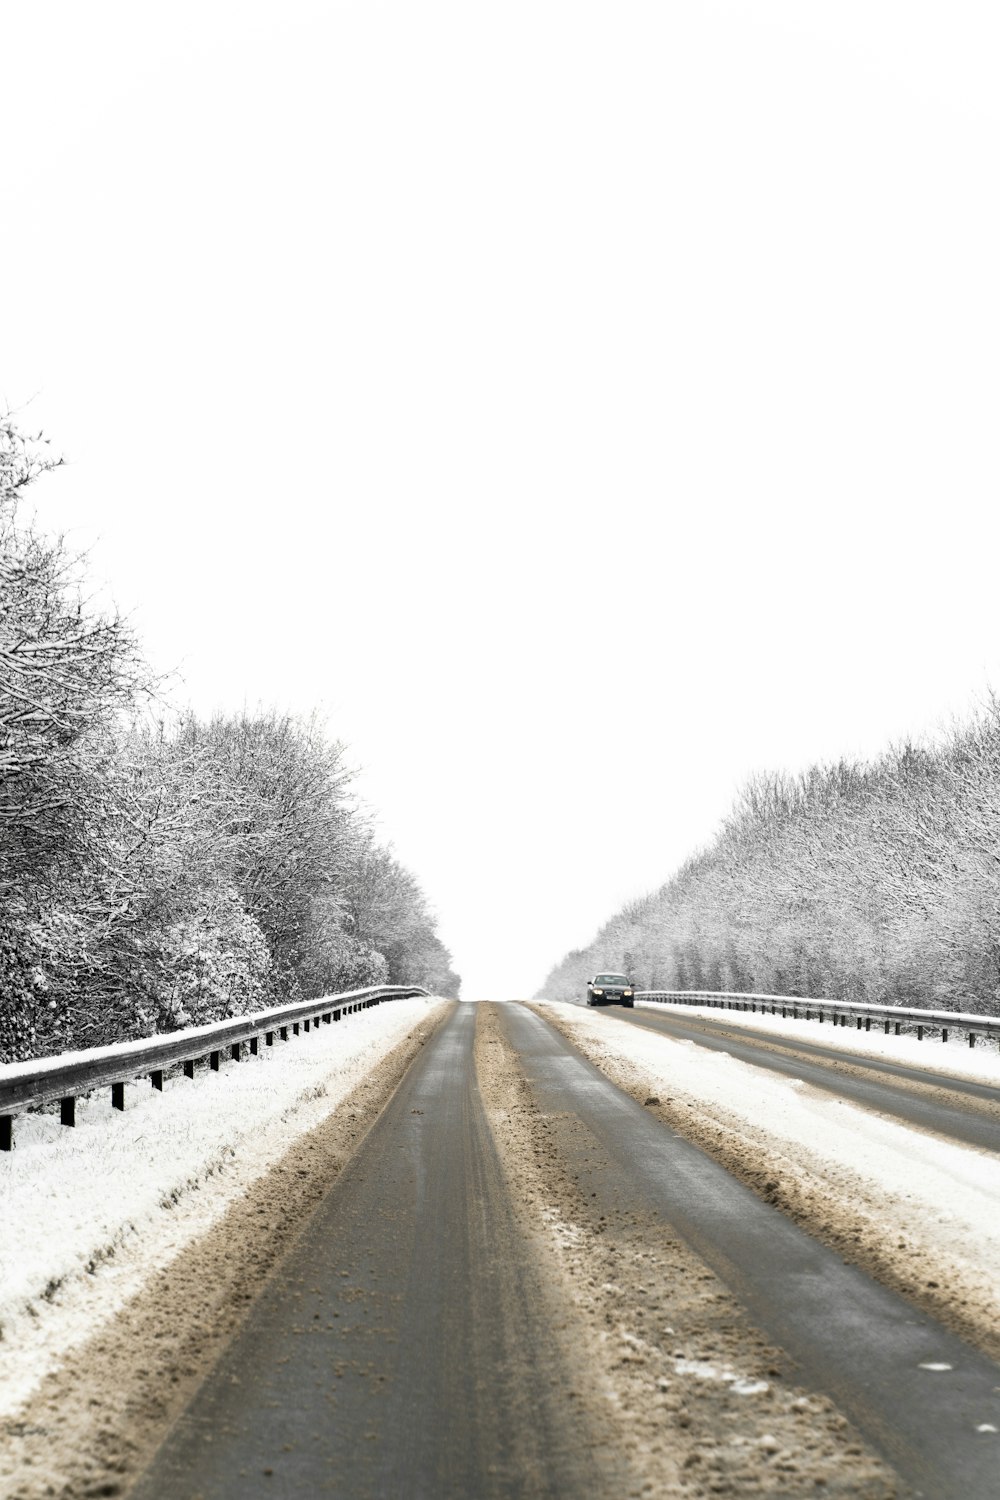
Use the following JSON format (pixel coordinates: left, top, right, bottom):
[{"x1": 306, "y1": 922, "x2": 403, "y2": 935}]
[
  {"x1": 941, "y1": 1029, "x2": 948, "y2": 1043},
  {"x1": 150, "y1": 1070, "x2": 163, "y2": 1091},
  {"x1": 184, "y1": 1059, "x2": 195, "y2": 1079},
  {"x1": 293, "y1": 1022, "x2": 300, "y2": 1036},
  {"x1": 210, "y1": 1050, "x2": 221, "y2": 1071},
  {"x1": 884, "y1": 1019, "x2": 890, "y2": 1033},
  {"x1": 231, "y1": 1043, "x2": 241, "y2": 1062},
  {"x1": 250, "y1": 1037, "x2": 259, "y2": 1056},
  {"x1": 895, "y1": 1021, "x2": 901, "y2": 1035},
  {"x1": 917, "y1": 1025, "x2": 924, "y2": 1041},
  {"x1": 864, "y1": 1018, "x2": 870, "y2": 1031},
  {"x1": 60, "y1": 1097, "x2": 75, "y2": 1127},
  {"x1": 112, "y1": 1082, "x2": 125, "y2": 1110},
  {"x1": 266, "y1": 1031, "x2": 274, "y2": 1046},
  {"x1": 333, "y1": 1010, "x2": 341, "y2": 1022},
  {"x1": 1, "y1": 1115, "x2": 13, "y2": 1151},
  {"x1": 280, "y1": 1027, "x2": 288, "y2": 1041},
  {"x1": 324, "y1": 1013, "x2": 331, "y2": 1024},
  {"x1": 303, "y1": 1018, "x2": 310, "y2": 1033},
  {"x1": 969, "y1": 1033, "x2": 976, "y2": 1048}
]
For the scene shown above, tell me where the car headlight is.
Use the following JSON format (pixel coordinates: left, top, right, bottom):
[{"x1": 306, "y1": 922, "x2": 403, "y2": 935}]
[
  {"x1": 623, "y1": 989, "x2": 633, "y2": 996},
  {"x1": 592, "y1": 987, "x2": 604, "y2": 995}
]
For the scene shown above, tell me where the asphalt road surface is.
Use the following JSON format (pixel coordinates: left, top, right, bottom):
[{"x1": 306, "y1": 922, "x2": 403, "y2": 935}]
[{"x1": 129, "y1": 1002, "x2": 1000, "y2": 1500}]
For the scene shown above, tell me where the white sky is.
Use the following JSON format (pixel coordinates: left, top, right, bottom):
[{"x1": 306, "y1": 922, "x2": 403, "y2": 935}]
[{"x1": 3, "y1": 2, "x2": 999, "y2": 997}]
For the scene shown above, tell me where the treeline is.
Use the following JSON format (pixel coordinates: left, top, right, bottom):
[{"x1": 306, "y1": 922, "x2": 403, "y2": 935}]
[
  {"x1": 540, "y1": 713, "x2": 1000, "y2": 1016},
  {"x1": 1, "y1": 414, "x2": 458, "y2": 1063}
]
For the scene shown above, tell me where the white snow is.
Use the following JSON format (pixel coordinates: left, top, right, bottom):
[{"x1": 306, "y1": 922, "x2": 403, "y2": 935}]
[
  {"x1": 672, "y1": 1357, "x2": 767, "y2": 1395},
  {"x1": 635, "y1": 1000, "x2": 1000, "y2": 1087},
  {"x1": 539, "y1": 1001, "x2": 1000, "y2": 1333},
  {"x1": 0, "y1": 997, "x2": 446, "y2": 1419}
]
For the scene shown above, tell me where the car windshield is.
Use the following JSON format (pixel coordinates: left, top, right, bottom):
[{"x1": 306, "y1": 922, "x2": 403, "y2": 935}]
[{"x1": 595, "y1": 974, "x2": 628, "y2": 985}]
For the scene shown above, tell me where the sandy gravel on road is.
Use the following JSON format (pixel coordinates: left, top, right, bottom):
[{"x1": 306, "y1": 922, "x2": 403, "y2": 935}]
[
  {"x1": 540, "y1": 1003, "x2": 1000, "y2": 1363},
  {"x1": 1, "y1": 1003, "x2": 450, "y2": 1500},
  {"x1": 477, "y1": 1004, "x2": 901, "y2": 1498}
]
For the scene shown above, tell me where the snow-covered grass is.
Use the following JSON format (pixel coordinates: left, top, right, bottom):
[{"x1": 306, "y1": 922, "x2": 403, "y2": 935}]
[
  {"x1": 634, "y1": 999, "x2": 1000, "y2": 1087},
  {"x1": 0, "y1": 997, "x2": 445, "y2": 1418}
]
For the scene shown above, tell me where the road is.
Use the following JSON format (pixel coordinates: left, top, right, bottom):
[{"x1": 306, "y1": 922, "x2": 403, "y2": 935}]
[
  {"x1": 613, "y1": 1003, "x2": 1000, "y2": 1153},
  {"x1": 128, "y1": 1001, "x2": 1000, "y2": 1500}
]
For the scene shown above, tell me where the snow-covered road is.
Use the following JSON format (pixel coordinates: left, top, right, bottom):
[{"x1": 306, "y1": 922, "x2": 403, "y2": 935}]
[
  {"x1": 537, "y1": 1000, "x2": 1000, "y2": 1363},
  {"x1": 5, "y1": 997, "x2": 1000, "y2": 1500}
]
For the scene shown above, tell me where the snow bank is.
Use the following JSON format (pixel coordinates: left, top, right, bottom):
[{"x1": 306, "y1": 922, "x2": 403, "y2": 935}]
[{"x1": 0, "y1": 997, "x2": 446, "y2": 1418}]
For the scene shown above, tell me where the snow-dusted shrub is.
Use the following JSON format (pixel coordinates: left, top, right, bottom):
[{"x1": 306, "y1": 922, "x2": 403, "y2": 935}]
[
  {"x1": 296, "y1": 901, "x2": 389, "y2": 997},
  {"x1": 131, "y1": 885, "x2": 273, "y2": 1030}
]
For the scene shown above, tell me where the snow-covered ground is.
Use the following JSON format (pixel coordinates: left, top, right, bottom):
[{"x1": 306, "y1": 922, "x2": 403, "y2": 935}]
[
  {"x1": 635, "y1": 998, "x2": 1000, "y2": 1087},
  {"x1": 538, "y1": 999, "x2": 1000, "y2": 1355},
  {"x1": 0, "y1": 997, "x2": 447, "y2": 1419}
]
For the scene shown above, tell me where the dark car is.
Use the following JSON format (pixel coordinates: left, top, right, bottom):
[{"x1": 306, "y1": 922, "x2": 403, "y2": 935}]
[{"x1": 586, "y1": 972, "x2": 635, "y2": 1007}]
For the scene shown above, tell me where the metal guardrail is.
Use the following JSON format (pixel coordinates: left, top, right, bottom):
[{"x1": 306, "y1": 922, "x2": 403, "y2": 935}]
[
  {"x1": 0, "y1": 984, "x2": 430, "y2": 1150},
  {"x1": 638, "y1": 989, "x2": 1000, "y2": 1049}
]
